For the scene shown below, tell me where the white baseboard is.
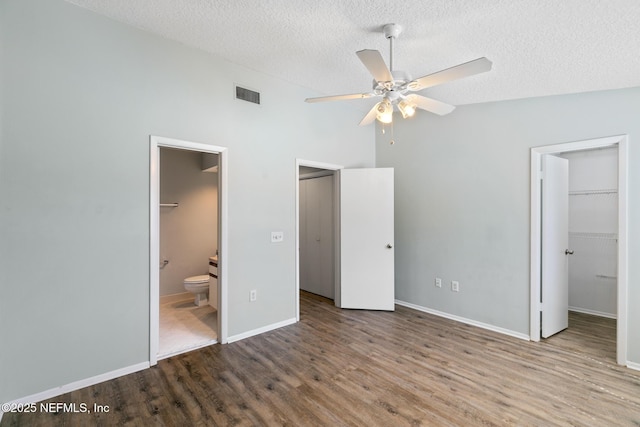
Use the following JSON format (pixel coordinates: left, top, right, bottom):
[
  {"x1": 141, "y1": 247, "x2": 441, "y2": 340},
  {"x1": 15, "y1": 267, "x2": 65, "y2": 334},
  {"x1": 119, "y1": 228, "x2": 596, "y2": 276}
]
[
  {"x1": 227, "y1": 317, "x2": 297, "y2": 343},
  {"x1": 626, "y1": 361, "x2": 640, "y2": 371},
  {"x1": 569, "y1": 306, "x2": 616, "y2": 319},
  {"x1": 0, "y1": 361, "x2": 149, "y2": 421},
  {"x1": 395, "y1": 300, "x2": 530, "y2": 341}
]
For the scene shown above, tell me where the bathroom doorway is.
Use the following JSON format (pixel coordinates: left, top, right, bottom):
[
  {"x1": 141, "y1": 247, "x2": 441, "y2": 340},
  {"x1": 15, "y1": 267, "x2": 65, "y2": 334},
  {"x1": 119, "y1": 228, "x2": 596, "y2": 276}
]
[
  {"x1": 150, "y1": 136, "x2": 228, "y2": 365},
  {"x1": 157, "y1": 147, "x2": 217, "y2": 358}
]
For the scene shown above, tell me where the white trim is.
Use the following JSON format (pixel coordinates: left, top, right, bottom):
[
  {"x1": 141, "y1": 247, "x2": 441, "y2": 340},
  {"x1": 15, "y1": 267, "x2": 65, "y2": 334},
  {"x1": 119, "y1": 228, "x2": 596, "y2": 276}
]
[
  {"x1": 150, "y1": 140, "x2": 160, "y2": 365},
  {"x1": 218, "y1": 145, "x2": 229, "y2": 344},
  {"x1": 295, "y1": 159, "x2": 343, "y2": 321},
  {"x1": 0, "y1": 362, "x2": 149, "y2": 420},
  {"x1": 529, "y1": 135, "x2": 628, "y2": 366},
  {"x1": 530, "y1": 149, "x2": 542, "y2": 342},
  {"x1": 616, "y1": 137, "x2": 629, "y2": 366},
  {"x1": 297, "y1": 159, "x2": 345, "y2": 170},
  {"x1": 626, "y1": 361, "x2": 640, "y2": 372},
  {"x1": 149, "y1": 135, "x2": 229, "y2": 367},
  {"x1": 569, "y1": 307, "x2": 616, "y2": 319},
  {"x1": 226, "y1": 318, "x2": 296, "y2": 343},
  {"x1": 395, "y1": 300, "x2": 530, "y2": 341}
]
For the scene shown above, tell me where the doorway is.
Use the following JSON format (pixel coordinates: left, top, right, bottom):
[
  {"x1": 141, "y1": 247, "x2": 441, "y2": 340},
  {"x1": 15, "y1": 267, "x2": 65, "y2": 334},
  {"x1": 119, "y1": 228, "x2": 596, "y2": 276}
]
[
  {"x1": 560, "y1": 147, "x2": 618, "y2": 319},
  {"x1": 157, "y1": 147, "x2": 217, "y2": 358},
  {"x1": 299, "y1": 166, "x2": 337, "y2": 301},
  {"x1": 150, "y1": 136, "x2": 228, "y2": 366},
  {"x1": 295, "y1": 160, "x2": 396, "y2": 320},
  {"x1": 295, "y1": 159, "x2": 342, "y2": 320},
  {"x1": 530, "y1": 135, "x2": 628, "y2": 365}
]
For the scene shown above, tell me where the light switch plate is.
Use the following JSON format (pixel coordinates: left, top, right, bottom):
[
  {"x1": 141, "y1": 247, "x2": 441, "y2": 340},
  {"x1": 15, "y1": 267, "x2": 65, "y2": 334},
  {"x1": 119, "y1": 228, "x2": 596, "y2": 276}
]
[{"x1": 271, "y1": 231, "x2": 284, "y2": 243}]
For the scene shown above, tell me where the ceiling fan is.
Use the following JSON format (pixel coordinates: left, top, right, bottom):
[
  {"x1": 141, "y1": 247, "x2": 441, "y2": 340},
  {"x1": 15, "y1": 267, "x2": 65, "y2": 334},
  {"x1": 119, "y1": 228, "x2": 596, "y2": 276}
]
[{"x1": 305, "y1": 24, "x2": 492, "y2": 126}]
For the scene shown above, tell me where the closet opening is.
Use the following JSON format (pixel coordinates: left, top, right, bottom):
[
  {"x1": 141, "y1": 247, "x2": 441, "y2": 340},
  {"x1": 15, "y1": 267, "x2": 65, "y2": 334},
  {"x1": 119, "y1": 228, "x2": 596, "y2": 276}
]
[
  {"x1": 295, "y1": 160, "x2": 342, "y2": 319},
  {"x1": 530, "y1": 135, "x2": 628, "y2": 366}
]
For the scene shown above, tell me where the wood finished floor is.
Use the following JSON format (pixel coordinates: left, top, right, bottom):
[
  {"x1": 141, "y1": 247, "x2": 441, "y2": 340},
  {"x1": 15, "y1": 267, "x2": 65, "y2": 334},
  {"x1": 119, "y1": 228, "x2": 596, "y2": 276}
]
[{"x1": 3, "y1": 293, "x2": 639, "y2": 426}]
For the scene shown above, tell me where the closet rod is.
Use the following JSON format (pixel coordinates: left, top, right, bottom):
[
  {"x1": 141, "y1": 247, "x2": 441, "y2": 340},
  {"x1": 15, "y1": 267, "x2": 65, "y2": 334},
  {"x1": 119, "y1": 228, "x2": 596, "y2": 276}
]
[{"x1": 160, "y1": 203, "x2": 179, "y2": 207}]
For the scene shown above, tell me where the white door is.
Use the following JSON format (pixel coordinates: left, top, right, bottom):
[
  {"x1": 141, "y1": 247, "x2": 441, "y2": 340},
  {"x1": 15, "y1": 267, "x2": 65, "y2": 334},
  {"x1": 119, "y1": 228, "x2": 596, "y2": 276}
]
[
  {"x1": 339, "y1": 168, "x2": 395, "y2": 310},
  {"x1": 541, "y1": 155, "x2": 569, "y2": 338}
]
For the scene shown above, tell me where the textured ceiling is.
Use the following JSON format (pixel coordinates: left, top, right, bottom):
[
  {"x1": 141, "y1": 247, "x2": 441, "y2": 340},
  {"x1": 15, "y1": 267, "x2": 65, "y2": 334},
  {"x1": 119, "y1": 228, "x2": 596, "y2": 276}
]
[{"x1": 67, "y1": 0, "x2": 640, "y2": 108}]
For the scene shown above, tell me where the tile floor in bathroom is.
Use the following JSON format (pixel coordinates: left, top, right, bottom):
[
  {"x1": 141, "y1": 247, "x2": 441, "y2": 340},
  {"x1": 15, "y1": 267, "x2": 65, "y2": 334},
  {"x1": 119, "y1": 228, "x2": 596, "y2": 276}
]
[{"x1": 159, "y1": 292, "x2": 218, "y2": 358}]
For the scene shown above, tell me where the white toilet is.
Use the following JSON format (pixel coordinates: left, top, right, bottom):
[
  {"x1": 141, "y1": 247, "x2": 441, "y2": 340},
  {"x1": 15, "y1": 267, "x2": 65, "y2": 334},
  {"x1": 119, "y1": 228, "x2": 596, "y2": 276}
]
[{"x1": 183, "y1": 275, "x2": 209, "y2": 307}]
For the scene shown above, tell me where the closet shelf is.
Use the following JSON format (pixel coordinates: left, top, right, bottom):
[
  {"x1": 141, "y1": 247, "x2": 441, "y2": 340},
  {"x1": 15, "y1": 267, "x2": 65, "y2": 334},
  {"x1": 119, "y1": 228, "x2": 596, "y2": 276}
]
[
  {"x1": 569, "y1": 232, "x2": 617, "y2": 240},
  {"x1": 569, "y1": 189, "x2": 617, "y2": 196}
]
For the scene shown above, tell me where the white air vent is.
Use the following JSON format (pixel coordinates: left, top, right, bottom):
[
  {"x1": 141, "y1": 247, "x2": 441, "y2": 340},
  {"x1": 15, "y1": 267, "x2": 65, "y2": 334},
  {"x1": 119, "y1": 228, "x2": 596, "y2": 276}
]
[{"x1": 235, "y1": 85, "x2": 260, "y2": 105}]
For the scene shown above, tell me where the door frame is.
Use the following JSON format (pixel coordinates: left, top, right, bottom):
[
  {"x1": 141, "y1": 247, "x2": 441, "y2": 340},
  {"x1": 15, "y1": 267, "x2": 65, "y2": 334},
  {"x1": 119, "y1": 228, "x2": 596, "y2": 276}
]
[
  {"x1": 149, "y1": 135, "x2": 229, "y2": 366},
  {"x1": 530, "y1": 135, "x2": 628, "y2": 365},
  {"x1": 295, "y1": 159, "x2": 343, "y2": 321}
]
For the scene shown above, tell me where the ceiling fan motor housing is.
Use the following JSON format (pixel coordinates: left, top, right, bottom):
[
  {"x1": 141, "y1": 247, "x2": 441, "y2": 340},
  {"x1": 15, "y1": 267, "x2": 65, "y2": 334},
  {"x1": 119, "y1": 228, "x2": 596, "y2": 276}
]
[
  {"x1": 383, "y1": 23, "x2": 402, "y2": 39},
  {"x1": 373, "y1": 70, "x2": 412, "y2": 93}
]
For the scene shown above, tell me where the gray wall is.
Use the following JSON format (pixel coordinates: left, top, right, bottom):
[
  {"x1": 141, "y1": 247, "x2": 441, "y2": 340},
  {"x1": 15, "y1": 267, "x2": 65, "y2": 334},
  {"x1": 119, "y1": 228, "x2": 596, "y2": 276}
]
[
  {"x1": 160, "y1": 148, "x2": 217, "y2": 296},
  {"x1": 377, "y1": 87, "x2": 640, "y2": 363},
  {"x1": 0, "y1": 0, "x2": 374, "y2": 403},
  {"x1": 561, "y1": 148, "x2": 618, "y2": 317}
]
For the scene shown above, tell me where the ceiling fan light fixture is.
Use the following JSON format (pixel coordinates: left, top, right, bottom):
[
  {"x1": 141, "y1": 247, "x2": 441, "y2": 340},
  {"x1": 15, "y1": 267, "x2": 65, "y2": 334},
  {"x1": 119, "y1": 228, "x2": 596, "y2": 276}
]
[
  {"x1": 376, "y1": 99, "x2": 393, "y2": 123},
  {"x1": 398, "y1": 99, "x2": 416, "y2": 118},
  {"x1": 376, "y1": 110, "x2": 393, "y2": 124}
]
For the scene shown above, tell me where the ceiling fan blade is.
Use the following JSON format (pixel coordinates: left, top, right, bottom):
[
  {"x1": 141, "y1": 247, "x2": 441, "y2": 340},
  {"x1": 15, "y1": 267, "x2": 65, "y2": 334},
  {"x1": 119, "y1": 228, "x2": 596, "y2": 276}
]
[
  {"x1": 356, "y1": 49, "x2": 393, "y2": 83},
  {"x1": 359, "y1": 102, "x2": 380, "y2": 126},
  {"x1": 407, "y1": 94, "x2": 456, "y2": 116},
  {"x1": 409, "y1": 57, "x2": 492, "y2": 91},
  {"x1": 305, "y1": 92, "x2": 375, "y2": 103}
]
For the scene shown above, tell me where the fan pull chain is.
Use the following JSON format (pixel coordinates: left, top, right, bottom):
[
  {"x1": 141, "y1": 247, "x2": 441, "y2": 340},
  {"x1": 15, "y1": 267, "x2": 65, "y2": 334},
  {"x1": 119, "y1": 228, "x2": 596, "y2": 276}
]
[
  {"x1": 390, "y1": 120, "x2": 395, "y2": 145},
  {"x1": 381, "y1": 122, "x2": 396, "y2": 144}
]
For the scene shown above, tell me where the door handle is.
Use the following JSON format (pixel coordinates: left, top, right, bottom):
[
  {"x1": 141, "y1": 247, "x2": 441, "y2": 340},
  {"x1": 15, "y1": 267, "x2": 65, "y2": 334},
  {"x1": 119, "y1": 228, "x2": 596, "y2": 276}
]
[
  {"x1": 387, "y1": 244, "x2": 393, "y2": 249},
  {"x1": 565, "y1": 249, "x2": 574, "y2": 255}
]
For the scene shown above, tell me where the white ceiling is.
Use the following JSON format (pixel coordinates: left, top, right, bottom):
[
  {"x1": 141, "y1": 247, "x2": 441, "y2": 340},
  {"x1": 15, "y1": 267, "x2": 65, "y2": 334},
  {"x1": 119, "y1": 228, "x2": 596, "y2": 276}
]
[{"x1": 67, "y1": 0, "x2": 640, "y2": 109}]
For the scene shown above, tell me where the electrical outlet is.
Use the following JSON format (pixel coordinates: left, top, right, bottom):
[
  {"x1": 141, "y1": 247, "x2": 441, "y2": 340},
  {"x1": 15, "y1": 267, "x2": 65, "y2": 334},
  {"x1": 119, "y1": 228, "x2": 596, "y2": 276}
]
[
  {"x1": 250, "y1": 290, "x2": 257, "y2": 301},
  {"x1": 435, "y1": 277, "x2": 442, "y2": 288},
  {"x1": 271, "y1": 231, "x2": 284, "y2": 243},
  {"x1": 451, "y1": 281, "x2": 460, "y2": 292}
]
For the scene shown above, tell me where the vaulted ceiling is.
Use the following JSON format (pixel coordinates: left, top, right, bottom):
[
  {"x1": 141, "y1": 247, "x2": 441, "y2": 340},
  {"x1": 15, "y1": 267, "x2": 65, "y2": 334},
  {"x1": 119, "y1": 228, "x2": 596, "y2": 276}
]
[{"x1": 67, "y1": 0, "x2": 640, "y2": 110}]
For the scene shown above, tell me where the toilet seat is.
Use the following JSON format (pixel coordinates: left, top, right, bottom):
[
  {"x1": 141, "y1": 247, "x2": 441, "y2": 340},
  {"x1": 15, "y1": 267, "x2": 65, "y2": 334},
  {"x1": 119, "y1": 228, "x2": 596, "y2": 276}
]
[{"x1": 184, "y1": 275, "x2": 209, "y2": 284}]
